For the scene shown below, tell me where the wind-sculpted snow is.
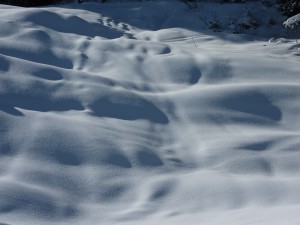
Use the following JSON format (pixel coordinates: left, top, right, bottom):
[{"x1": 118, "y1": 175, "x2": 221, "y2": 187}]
[{"x1": 0, "y1": 1, "x2": 300, "y2": 225}]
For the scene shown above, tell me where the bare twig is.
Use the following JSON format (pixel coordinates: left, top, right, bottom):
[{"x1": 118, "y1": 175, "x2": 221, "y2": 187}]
[{"x1": 192, "y1": 36, "x2": 198, "y2": 48}]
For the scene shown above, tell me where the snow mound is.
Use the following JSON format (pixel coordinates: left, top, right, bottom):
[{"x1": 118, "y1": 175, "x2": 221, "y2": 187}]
[{"x1": 0, "y1": 1, "x2": 300, "y2": 225}]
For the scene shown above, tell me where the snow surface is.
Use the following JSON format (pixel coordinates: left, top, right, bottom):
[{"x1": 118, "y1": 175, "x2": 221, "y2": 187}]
[{"x1": 0, "y1": 1, "x2": 300, "y2": 225}]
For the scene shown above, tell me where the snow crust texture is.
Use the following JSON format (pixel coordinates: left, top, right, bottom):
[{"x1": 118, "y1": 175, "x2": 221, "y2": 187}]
[{"x1": 0, "y1": 1, "x2": 300, "y2": 225}]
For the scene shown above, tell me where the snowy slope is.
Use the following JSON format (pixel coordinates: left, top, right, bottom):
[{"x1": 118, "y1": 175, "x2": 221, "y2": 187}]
[{"x1": 0, "y1": 1, "x2": 300, "y2": 225}]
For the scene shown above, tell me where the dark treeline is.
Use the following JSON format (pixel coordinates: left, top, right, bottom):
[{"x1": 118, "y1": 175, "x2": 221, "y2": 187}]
[
  {"x1": 0, "y1": 0, "x2": 65, "y2": 7},
  {"x1": 184, "y1": 0, "x2": 300, "y2": 18},
  {"x1": 0, "y1": 0, "x2": 299, "y2": 18},
  {"x1": 0, "y1": 0, "x2": 107, "y2": 7},
  {"x1": 276, "y1": 0, "x2": 300, "y2": 17}
]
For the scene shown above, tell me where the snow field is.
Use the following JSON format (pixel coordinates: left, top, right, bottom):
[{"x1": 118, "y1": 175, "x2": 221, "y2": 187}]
[{"x1": 0, "y1": 1, "x2": 300, "y2": 224}]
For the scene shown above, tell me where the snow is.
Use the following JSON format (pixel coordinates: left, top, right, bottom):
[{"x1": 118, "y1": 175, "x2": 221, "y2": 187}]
[
  {"x1": 284, "y1": 13, "x2": 300, "y2": 29},
  {"x1": 0, "y1": 1, "x2": 300, "y2": 225}
]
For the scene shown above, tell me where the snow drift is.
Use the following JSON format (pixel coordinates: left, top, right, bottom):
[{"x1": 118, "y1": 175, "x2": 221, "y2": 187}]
[{"x1": 0, "y1": 1, "x2": 300, "y2": 225}]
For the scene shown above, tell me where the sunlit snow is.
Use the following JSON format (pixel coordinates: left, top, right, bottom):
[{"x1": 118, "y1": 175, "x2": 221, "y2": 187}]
[{"x1": 0, "y1": 1, "x2": 300, "y2": 225}]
